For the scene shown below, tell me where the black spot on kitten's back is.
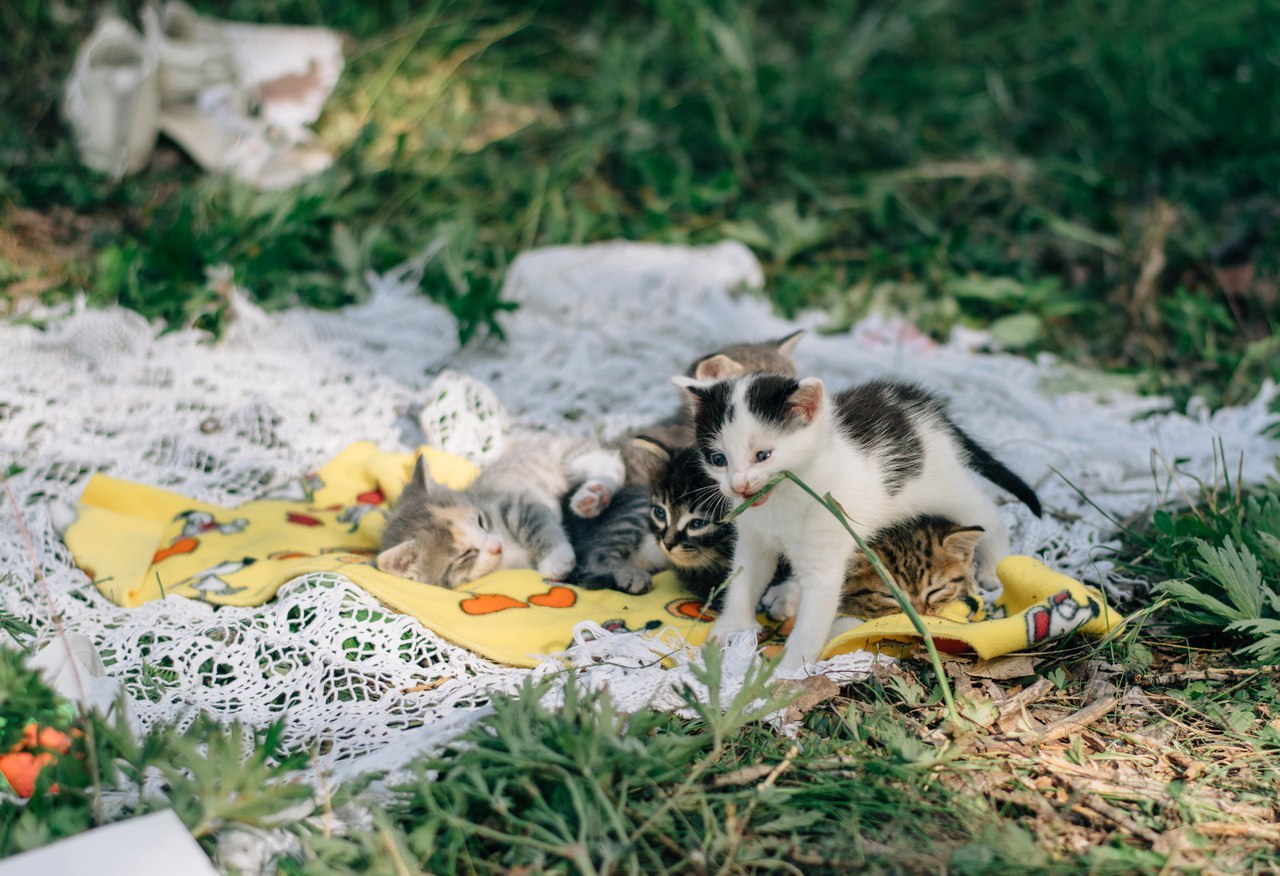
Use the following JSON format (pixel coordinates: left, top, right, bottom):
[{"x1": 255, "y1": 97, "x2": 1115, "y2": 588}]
[{"x1": 832, "y1": 380, "x2": 938, "y2": 494}]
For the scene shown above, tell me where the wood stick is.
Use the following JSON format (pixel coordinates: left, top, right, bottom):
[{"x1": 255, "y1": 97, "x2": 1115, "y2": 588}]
[
  {"x1": 998, "y1": 677, "x2": 1055, "y2": 719},
  {"x1": 1136, "y1": 666, "x2": 1279, "y2": 687},
  {"x1": 1029, "y1": 696, "x2": 1117, "y2": 744}
]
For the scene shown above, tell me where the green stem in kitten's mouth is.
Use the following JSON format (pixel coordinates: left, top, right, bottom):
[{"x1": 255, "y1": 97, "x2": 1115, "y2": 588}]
[
  {"x1": 721, "y1": 469, "x2": 961, "y2": 725},
  {"x1": 721, "y1": 472, "x2": 788, "y2": 523}
]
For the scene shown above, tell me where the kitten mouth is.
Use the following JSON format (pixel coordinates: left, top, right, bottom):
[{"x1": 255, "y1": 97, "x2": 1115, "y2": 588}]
[{"x1": 748, "y1": 491, "x2": 770, "y2": 507}]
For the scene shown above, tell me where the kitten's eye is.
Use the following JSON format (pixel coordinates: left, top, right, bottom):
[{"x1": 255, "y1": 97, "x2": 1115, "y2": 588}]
[
  {"x1": 755, "y1": 449, "x2": 773, "y2": 463},
  {"x1": 477, "y1": 511, "x2": 489, "y2": 530},
  {"x1": 459, "y1": 548, "x2": 479, "y2": 562},
  {"x1": 651, "y1": 504, "x2": 667, "y2": 522},
  {"x1": 707, "y1": 451, "x2": 728, "y2": 468},
  {"x1": 689, "y1": 518, "x2": 711, "y2": 529}
]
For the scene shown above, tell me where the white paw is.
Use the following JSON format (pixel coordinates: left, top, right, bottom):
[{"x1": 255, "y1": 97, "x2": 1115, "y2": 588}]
[
  {"x1": 569, "y1": 479, "x2": 615, "y2": 519},
  {"x1": 760, "y1": 578, "x2": 800, "y2": 621},
  {"x1": 708, "y1": 616, "x2": 762, "y2": 645},
  {"x1": 538, "y1": 544, "x2": 576, "y2": 580}
]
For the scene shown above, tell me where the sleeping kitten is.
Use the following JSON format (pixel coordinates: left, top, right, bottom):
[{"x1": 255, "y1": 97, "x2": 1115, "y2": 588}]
[
  {"x1": 674, "y1": 373, "x2": 1041, "y2": 673},
  {"x1": 761, "y1": 515, "x2": 984, "y2": 621},
  {"x1": 377, "y1": 431, "x2": 624, "y2": 587},
  {"x1": 561, "y1": 484, "x2": 666, "y2": 594},
  {"x1": 565, "y1": 331, "x2": 808, "y2": 595}
]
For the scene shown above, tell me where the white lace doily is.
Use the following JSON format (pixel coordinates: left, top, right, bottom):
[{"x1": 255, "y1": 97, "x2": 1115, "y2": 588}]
[{"x1": 2, "y1": 239, "x2": 1278, "y2": 788}]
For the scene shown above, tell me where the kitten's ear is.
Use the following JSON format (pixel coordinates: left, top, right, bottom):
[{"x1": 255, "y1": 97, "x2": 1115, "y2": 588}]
[
  {"x1": 631, "y1": 435, "x2": 673, "y2": 463},
  {"x1": 773, "y1": 329, "x2": 806, "y2": 361},
  {"x1": 410, "y1": 455, "x2": 431, "y2": 491},
  {"x1": 672, "y1": 375, "x2": 717, "y2": 409},
  {"x1": 693, "y1": 353, "x2": 745, "y2": 381},
  {"x1": 788, "y1": 377, "x2": 824, "y2": 423},
  {"x1": 941, "y1": 526, "x2": 985, "y2": 562},
  {"x1": 377, "y1": 540, "x2": 423, "y2": 579},
  {"x1": 847, "y1": 548, "x2": 874, "y2": 578}
]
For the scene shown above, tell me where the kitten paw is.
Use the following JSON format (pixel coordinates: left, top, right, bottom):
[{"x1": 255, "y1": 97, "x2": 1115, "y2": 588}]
[
  {"x1": 760, "y1": 578, "x2": 800, "y2": 621},
  {"x1": 708, "y1": 617, "x2": 762, "y2": 645},
  {"x1": 569, "y1": 479, "x2": 615, "y2": 519},
  {"x1": 612, "y1": 568, "x2": 653, "y2": 595},
  {"x1": 538, "y1": 544, "x2": 577, "y2": 580}
]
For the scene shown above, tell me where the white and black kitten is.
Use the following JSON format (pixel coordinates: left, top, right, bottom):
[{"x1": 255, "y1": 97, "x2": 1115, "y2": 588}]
[{"x1": 675, "y1": 373, "x2": 1041, "y2": 673}]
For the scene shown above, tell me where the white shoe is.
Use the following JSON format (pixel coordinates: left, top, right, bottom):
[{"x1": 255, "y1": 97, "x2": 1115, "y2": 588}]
[{"x1": 62, "y1": 16, "x2": 161, "y2": 178}]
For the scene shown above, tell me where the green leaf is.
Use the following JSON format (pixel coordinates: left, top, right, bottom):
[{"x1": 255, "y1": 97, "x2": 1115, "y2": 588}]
[
  {"x1": 1226, "y1": 619, "x2": 1280, "y2": 663},
  {"x1": 1193, "y1": 538, "x2": 1266, "y2": 620},
  {"x1": 988, "y1": 313, "x2": 1042, "y2": 348}
]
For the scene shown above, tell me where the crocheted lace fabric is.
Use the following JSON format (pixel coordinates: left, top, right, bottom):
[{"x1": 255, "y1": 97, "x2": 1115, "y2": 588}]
[{"x1": 2, "y1": 240, "x2": 1277, "y2": 785}]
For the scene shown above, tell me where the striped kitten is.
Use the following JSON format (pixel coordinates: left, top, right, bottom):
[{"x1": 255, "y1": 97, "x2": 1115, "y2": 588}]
[
  {"x1": 378, "y1": 432, "x2": 624, "y2": 587},
  {"x1": 762, "y1": 515, "x2": 985, "y2": 621},
  {"x1": 675, "y1": 372, "x2": 1042, "y2": 672},
  {"x1": 563, "y1": 331, "x2": 807, "y2": 595}
]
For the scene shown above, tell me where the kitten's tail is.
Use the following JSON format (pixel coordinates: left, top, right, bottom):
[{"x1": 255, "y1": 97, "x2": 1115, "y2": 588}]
[{"x1": 954, "y1": 430, "x2": 1043, "y2": 517}]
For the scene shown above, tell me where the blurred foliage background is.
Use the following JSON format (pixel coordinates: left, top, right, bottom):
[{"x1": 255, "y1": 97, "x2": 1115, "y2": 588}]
[{"x1": 2, "y1": 0, "x2": 1278, "y2": 407}]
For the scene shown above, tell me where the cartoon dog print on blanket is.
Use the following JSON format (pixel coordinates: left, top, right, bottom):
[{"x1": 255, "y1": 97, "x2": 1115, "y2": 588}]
[
  {"x1": 1025, "y1": 589, "x2": 1100, "y2": 644},
  {"x1": 175, "y1": 510, "x2": 249, "y2": 539}
]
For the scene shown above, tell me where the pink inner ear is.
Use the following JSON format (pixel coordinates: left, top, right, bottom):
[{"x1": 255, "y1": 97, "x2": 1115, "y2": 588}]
[
  {"x1": 694, "y1": 354, "x2": 745, "y2": 381},
  {"x1": 788, "y1": 382, "x2": 823, "y2": 422}
]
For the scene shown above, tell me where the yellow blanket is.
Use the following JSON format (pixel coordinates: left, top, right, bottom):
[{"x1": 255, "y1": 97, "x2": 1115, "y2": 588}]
[{"x1": 65, "y1": 442, "x2": 1121, "y2": 668}]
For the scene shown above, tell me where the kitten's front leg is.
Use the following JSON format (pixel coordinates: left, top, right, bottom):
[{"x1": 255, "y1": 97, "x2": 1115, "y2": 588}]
[
  {"x1": 775, "y1": 558, "x2": 846, "y2": 675},
  {"x1": 507, "y1": 501, "x2": 576, "y2": 579},
  {"x1": 709, "y1": 535, "x2": 776, "y2": 643}
]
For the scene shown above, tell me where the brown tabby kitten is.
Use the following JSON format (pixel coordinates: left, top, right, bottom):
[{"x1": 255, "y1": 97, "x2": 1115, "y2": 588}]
[{"x1": 837, "y1": 515, "x2": 985, "y2": 618}]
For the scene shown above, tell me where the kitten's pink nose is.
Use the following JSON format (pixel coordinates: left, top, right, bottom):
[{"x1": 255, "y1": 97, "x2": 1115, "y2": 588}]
[
  {"x1": 730, "y1": 471, "x2": 750, "y2": 494},
  {"x1": 485, "y1": 540, "x2": 503, "y2": 556}
]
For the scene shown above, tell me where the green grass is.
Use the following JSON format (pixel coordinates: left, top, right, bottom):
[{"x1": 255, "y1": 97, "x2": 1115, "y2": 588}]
[
  {"x1": 3, "y1": 0, "x2": 1279, "y2": 402},
  {"x1": 4, "y1": 1, "x2": 1280, "y2": 871}
]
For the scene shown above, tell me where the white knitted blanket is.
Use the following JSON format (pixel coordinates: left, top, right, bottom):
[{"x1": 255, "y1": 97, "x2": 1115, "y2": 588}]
[{"x1": 2, "y1": 240, "x2": 1277, "y2": 787}]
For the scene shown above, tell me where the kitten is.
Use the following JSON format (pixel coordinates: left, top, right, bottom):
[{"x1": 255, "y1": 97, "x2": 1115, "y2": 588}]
[
  {"x1": 644, "y1": 443, "x2": 981, "y2": 617},
  {"x1": 761, "y1": 515, "x2": 985, "y2": 622},
  {"x1": 564, "y1": 331, "x2": 808, "y2": 595},
  {"x1": 674, "y1": 373, "x2": 1041, "y2": 673},
  {"x1": 561, "y1": 484, "x2": 666, "y2": 594},
  {"x1": 645, "y1": 443, "x2": 737, "y2": 602},
  {"x1": 377, "y1": 431, "x2": 624, "y2": 587},
  {"x1": 621, "y1": 330, "x2": 805, "y2": 487}
]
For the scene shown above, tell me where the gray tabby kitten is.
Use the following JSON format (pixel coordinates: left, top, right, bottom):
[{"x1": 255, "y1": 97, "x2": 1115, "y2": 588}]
[
  {"x1": 564, "y1": 332, "x2": 807, "y2": 595},
  {"x1": 378, "y1": 431, "x2": 625, "y2": 587}
]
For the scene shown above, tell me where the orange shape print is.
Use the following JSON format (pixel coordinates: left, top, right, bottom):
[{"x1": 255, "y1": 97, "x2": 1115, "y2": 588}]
[
  {"x1": 666, "y1": 598, "x2": 716, "y2": 623},
  {"x1": 460, "y1": 593, "x2": 529, "y2": 615},
  {"x1": 153, "y1": 536, "x2": 199, "y2": 564},
  {"x1": 528, "y1": 585, "x2": 577, "y2": 609}
]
